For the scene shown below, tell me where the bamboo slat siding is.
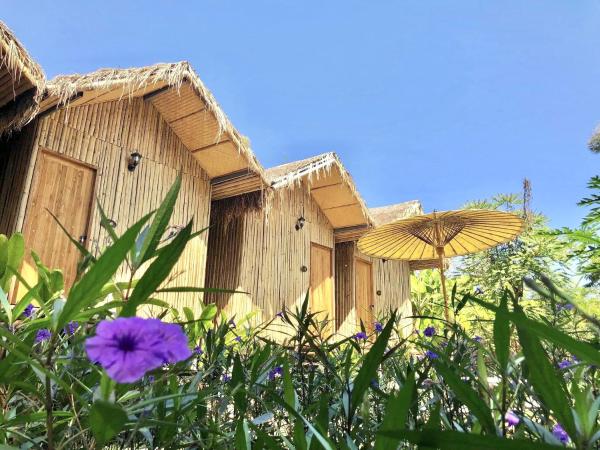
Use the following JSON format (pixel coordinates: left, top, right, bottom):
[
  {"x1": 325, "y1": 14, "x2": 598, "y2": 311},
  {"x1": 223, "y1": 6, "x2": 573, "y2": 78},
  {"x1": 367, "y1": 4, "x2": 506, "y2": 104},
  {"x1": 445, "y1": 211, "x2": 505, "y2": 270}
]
[
  {"x1": 0, "y1": 98, "x2": 211, "y2": 314},
  {"x1": 205, "y1": 184, "x2": 334, "y2": 331},
  {"x1": 335, "y1": 241, "x2": 413, "y2": 337}
]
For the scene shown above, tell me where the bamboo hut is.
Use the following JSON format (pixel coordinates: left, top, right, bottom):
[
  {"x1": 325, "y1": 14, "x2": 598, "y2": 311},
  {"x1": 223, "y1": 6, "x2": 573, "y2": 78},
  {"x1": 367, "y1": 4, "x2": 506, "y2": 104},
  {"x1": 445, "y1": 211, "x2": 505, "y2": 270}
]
[
  {"x1": 0, "y1": 61, "x2": 265, "y2": 313},
  {"x1": 335, "y1": 201, "x2": 424, "y2": 337},
  {"x1": 0, "y1": 20, "x2": 45, "y2": 136},
  {"x1": 205, "y1": 152, "x2": 373, "y2": 331}
]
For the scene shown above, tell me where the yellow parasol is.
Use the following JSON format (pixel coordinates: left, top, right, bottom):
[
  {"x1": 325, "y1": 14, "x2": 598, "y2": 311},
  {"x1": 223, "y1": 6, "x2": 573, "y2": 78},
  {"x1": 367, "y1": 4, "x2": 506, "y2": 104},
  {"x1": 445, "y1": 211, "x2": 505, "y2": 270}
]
[{"x1": 358, "y1": 209, "x2": 524, "y2": 320}]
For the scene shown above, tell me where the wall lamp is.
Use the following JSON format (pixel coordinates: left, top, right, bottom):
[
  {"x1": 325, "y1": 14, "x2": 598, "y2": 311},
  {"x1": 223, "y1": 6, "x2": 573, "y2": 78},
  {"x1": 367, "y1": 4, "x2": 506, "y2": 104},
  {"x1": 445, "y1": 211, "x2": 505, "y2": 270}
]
[
  {"x1": 128, "y1": 151, "x2": 142, "y2": 171},
  {"x1": 295, "y1": 216, "x2": 305, "y2": 231}
]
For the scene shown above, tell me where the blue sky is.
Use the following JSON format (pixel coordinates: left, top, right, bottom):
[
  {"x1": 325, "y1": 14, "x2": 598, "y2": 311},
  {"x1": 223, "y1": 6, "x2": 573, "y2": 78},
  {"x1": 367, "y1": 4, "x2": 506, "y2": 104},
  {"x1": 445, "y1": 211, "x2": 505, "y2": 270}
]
[{"x1": 4, "y1": 1, "x2": 599, "y2": 228}]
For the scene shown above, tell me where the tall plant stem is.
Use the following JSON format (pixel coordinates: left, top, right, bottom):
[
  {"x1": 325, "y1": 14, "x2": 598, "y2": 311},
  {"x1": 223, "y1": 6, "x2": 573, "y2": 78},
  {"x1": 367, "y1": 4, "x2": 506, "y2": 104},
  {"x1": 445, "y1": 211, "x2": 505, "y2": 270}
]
[{"x1": 45, "y1": 336, "x2": 58, "y2": 450}]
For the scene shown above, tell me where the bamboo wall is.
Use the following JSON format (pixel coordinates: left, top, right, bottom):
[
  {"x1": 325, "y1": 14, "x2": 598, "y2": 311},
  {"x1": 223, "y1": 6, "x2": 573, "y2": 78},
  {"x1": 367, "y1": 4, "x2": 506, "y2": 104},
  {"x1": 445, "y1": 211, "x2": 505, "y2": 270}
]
[
  {"x1": 0, "y1": 98, "x2": 212, "y2": 313},
  {"x1": 335, "y1": 241, "x2": 413, "y2": 337},
  {"x1": 205, "y1": 184, "x2": 334, "y2": 330}
]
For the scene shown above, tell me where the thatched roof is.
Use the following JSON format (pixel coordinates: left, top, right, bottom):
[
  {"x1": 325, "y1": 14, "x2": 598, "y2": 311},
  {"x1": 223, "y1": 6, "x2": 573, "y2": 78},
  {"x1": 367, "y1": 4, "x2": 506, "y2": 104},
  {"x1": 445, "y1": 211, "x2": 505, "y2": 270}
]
[
  {"x1": 370, "y1": 200, "x2": 423, "y2": 226},
  {"x1": 0, "y1": 20, "x2": 45, "y2": 135},
  {"x1": 590, "y1": 123, "x2": 600, "y2": 153},
  {"x1": 41, "y1": 62, "x2": 266, "y2": 183},
  {"x1": 266, "y1": 152, "x2": 373, "y2": 229}
]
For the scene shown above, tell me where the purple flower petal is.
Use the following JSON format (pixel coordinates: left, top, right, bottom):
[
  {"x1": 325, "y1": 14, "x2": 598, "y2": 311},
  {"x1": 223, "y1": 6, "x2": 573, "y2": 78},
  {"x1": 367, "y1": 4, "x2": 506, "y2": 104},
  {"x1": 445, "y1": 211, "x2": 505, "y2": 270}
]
[
  {"x1": 35, "y1": 329, "x2": 51, "y2": 343},
  {"x1": 423, "y1": 326, "x2": 436, "y2": 337},
  {"x1": 552, "y1": 423, "x2": 569, "y2": 443},
  {"x1": 85, "y1": 317, "x2": 191, "y2": 384},
  {"x1": 505, "y1": 410, "x2": 520, "y2": 427}
]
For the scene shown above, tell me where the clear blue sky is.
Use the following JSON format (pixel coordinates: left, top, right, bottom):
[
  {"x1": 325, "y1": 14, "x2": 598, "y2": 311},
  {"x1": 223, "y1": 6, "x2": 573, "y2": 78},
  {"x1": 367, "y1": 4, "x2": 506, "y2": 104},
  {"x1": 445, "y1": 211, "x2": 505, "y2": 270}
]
[{"x1": 4, "y1": 1, "x2": 599, "y2": 228}]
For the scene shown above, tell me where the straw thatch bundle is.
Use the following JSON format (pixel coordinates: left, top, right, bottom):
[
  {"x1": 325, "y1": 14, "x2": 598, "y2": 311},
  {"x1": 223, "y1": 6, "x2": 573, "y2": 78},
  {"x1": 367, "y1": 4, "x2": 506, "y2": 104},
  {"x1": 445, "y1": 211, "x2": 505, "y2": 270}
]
[
  {"x1": 0, "y1": 20, "x2": 45, "y2": 135},
  {"x1": 266, "y1": 152, "x2": 374, "y2": 226},
  {"x1": 45, "y1": 61, "x2": 264, "y2": 179},
  {"x1": 370, "y1": 200, "x2": 423, "y2": 226},
  {"x1": 589, "y1": 123, "x2": 600, "y2": 153}
]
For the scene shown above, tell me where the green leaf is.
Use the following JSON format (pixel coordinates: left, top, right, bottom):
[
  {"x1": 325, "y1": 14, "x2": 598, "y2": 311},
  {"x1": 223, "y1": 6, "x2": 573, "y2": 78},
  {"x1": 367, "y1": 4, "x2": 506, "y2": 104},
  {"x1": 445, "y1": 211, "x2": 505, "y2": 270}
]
[
  {"x1": 46, "y1": 209, "x2": 96, "y2": 262},
  {"x1": 0, "y1": 288, "x2": 12, "y2": 324},
  {"x1": 0, "y1": 233, "x2": 24, "y2": 293},
  {"x1": 232, "y1": 354, "x2": 247, "y2": 415},
  {"x1": 350, "y1": 312, "x2": 396, "y2": 419},
  {"x1": 434, "y1": 360, "x2": 496, "y2": 434},
  {"x1": 494, "y1": 295, "x2": 510, "y2": 373},
  {"x1": 375, "y1": 370, "x2": 415, "y2": 450},
  {"x1": 199, "y1": 303, "x2": 218, "y2": 322},
  {"x1": 265, "y1": 391, "x2": 334, "y2": 450},
  {"x1": 156, "y1": 286, "x2": 249, "y2": 295},
  {"x1": 249, "y1": 422, "x2": 281, "y2": 449},
  {"x1": 133, "y1": 174, "x2": 181, "y2": 268},
  {"x1": 378, "y1": 430, "x2": 563, "y2": 449},
  {"x1": 58, "y1": 212, "x2": 151, "y2": 328},
  {"x1": 235, "y1": 419, "x2": 251, "y2": 450},
  {"x1": 515, "y1": 311, "x2": 576, "y2": 441},
  {"x1": 121, "y1": 220, "x2": 192, "y2": 317},
  {"x1": 88, "y1": 400, "x2": 128, "y2": 447}
]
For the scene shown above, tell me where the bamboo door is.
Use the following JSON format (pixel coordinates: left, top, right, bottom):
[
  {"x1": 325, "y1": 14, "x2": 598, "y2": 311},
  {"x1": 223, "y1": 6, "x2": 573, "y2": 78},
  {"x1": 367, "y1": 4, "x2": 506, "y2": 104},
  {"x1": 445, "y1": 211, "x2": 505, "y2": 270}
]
[
  {"x1": 20, "y1": 149, "x2": 96, "y2": 291},
  {"x1": 310, "y1": 243, "x2": 334, "y2": 331},
  {"x1": 355, "y1": 258, "x2": 374, "y2": 332}
]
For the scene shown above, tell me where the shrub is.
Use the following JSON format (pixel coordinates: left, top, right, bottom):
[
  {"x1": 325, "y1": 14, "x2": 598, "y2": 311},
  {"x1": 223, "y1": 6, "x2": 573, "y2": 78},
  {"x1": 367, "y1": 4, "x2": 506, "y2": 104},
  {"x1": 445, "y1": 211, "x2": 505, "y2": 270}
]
[{"x1": 0, "y1": 176, "x2": 599, "y2": 449}]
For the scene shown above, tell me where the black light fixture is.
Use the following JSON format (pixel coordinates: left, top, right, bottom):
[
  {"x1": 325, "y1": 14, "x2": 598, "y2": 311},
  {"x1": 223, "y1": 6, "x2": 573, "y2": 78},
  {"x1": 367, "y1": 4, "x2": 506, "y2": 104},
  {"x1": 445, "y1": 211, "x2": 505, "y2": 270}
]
[
  {"x1": 295, "y1": 216, "x2": 305, "y2": 231},
  {"x1": 128, "y1": 151, "x2": 142, "y2": 171}
]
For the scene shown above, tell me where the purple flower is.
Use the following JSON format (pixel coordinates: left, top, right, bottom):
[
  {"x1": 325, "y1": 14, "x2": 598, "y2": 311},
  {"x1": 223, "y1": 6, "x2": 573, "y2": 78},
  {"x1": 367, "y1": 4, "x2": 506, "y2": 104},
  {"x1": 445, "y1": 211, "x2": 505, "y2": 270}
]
[
  {"x1": 234, "y1": 336, "x2": 242, "y2": 343},
  {"x1": 557, "y1": 303, "x2": 574, "y2": 312},
  {"x1": 268, "y1": 366, "x2": 283, "y2": 381},
  {"x1": 228, "y1": 319, "x2": 236, "y2": 328},
  {"x1": 153, "y1": 320, "x2": 193, "y2": 364},
  {"x1": 194, "y1": 345, "x2": 203, "y2": 355},
  {"x1": 424, "y1": 350, "x2": 439, "y2": 360},
  {"x1": 222, "y1": 374, "x2": 231, "y2": 382},
  {"x1": 374, "y1": 322, "x2": 383, "y2": 333},
  {"x1": 147, "y1": 375, "x2": 155, "y2": 383},
  {"x1": 35, "y1": 329, "x2": 51, "y2": 343},
  {"x1": 505, "y1": 410, "x2": 520, "y2": 427},
  {"x1": 552, "y1": 423, "x2": 569, "y2": 444},
  {"x1": 473, "y1": 335, "x2": 483, "y2": 343},
  {"x1": 85, "y1": 317, "x2": 191, "y2": 384},
  {"x1": 558, "y1": 359, "x2": 572, "y2": 370},
  {"x1": 22, "y1": 304, "x2": 34, "y2": 319},
  {"x1": 354, "y1": 332, "x2": 368, "y2": 340},
  {"x1": 276, "y1": 311, "x2": 284, "y2": 319},
  {"x1": 65, "y1": 321, "x2": 78, "y2": 335},
  {"x1": 423, "y1": 326, "x2": 436, "y2": 337}
]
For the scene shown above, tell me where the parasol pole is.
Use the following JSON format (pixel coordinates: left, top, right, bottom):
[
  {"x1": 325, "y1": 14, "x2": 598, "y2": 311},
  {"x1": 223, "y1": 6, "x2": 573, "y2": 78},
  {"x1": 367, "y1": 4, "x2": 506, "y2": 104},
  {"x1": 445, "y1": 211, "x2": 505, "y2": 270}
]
[
  {"x1": 432, "y1": 211, "x2": 450, "y2": 322},
  {"x1": 437, "y1": 246, "x2": 449, "y2": 322}
]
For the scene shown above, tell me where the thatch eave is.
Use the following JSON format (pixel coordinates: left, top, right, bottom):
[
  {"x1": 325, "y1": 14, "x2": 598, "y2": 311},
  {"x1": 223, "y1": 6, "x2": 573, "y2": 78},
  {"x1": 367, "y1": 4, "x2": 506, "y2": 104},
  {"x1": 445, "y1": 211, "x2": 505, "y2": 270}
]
[
  {"x1": 0, "y1": 20, "x2": 45, "y2": 136},
  {"x1": 42, "y1": 61, "x2": 267, "y2": 184},
  {"x1": 266, "y1": 152, "x2": 374, "y2": 229}
]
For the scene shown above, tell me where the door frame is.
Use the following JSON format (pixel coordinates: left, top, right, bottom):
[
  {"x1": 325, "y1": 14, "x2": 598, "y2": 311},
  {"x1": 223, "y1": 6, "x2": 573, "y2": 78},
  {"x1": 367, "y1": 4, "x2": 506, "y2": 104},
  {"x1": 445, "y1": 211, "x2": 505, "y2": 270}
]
[
  {"x1": 18, "y1": 148, "x2": 98, "y2": 293},
  {"x1": 309, "y1": 242, "x2": 335, "y2": 326}
]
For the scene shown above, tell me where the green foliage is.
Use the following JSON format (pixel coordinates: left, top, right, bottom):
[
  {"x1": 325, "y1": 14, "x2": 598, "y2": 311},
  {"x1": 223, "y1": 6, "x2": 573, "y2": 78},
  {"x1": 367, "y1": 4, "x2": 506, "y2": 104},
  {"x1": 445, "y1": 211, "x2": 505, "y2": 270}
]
[{"x1": 1, "y1": 175, "x2": 600, "y2": 449}]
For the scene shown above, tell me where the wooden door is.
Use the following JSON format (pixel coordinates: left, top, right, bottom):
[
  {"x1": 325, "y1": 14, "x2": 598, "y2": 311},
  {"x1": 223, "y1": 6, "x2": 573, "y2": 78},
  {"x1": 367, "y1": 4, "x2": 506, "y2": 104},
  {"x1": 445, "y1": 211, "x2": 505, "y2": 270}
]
[
  {"x1": 355, "y1": 258, "x2": 374, "y2": 332},
  {"x1": 21, "y1": 150, "x2": 96, "y2": 289},
  {"x1": 310, "y1": 243, "x2": 334, "y2": 329}
]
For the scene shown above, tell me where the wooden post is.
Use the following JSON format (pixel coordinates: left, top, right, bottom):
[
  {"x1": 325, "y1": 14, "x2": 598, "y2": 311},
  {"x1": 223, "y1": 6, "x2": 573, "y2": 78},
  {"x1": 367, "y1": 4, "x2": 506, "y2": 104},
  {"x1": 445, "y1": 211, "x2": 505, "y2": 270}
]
[{"x1": 437, "y1": 247, "x2": 449, "y2": 322}]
